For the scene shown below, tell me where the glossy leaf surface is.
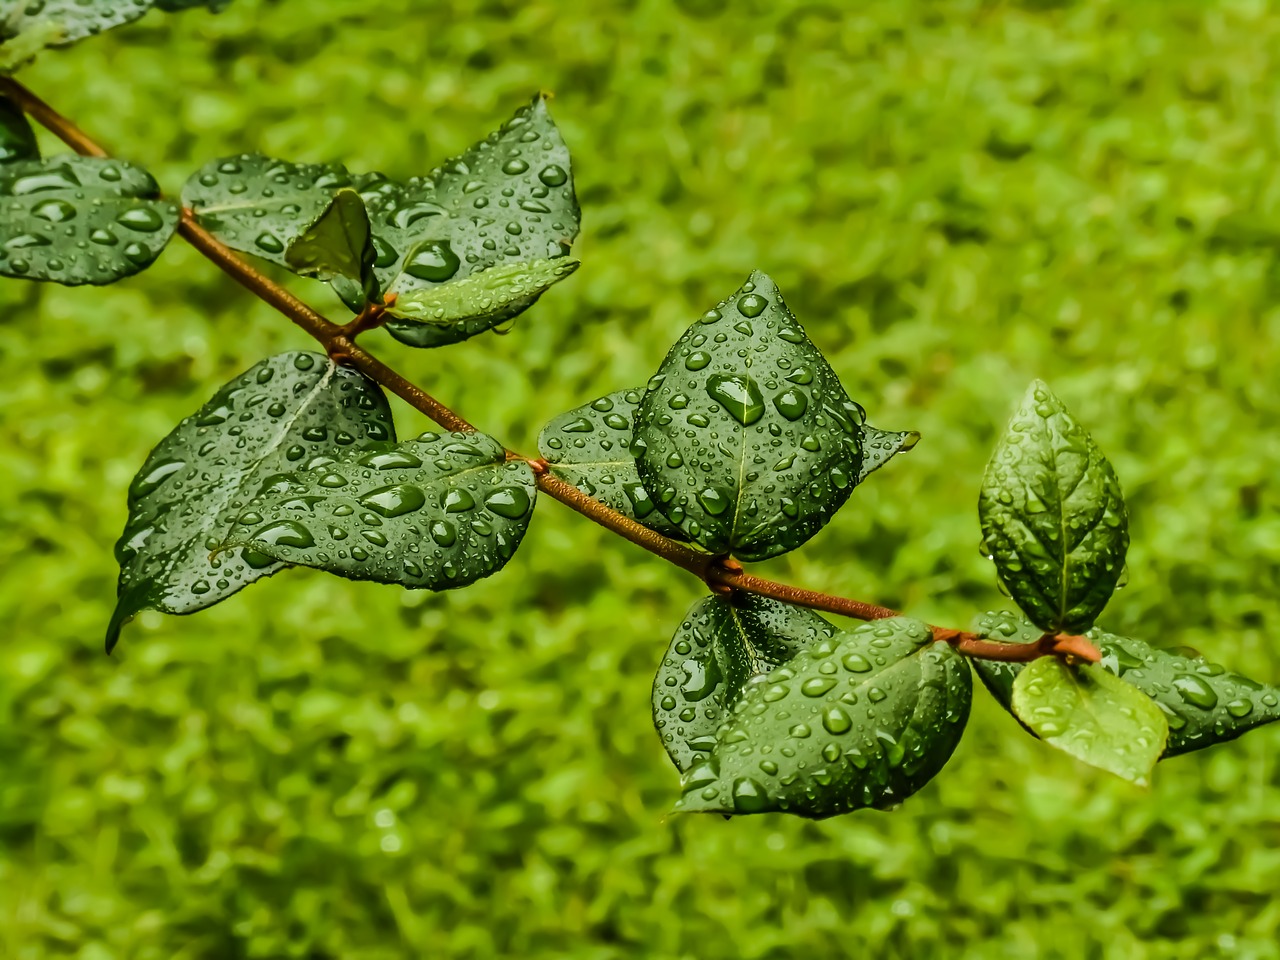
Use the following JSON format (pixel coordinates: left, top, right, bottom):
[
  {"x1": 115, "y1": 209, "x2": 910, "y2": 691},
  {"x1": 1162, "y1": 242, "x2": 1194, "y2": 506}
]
[
  {"x1": 224, "y1": 431, "x2": 536, "y2": 590},
  {"x1": 0, "y1": 96, "x2": 38, "y2": 163},
  {"x1": 857, "y1": 425, "x2": 920, "y2": 484},
  {"x1": 674, "y1": 618, "x2": 971, "y2": 819},
  {"x1": 108, "y1": 352, "x2": 394, "y2": 651},
  {"x1": 0, "y1": 0, "x2": 231, "y2": 55},
  {"x1": 0, "y1": 155, "x2": 178, "y2": 283},
  {"x1": 979, "y1": 380, "x2": 1128, "y2": 633},
  {"x1": 633, "y1": 270, "x2": 868, "y2": 561},
  {"x1": 973, "y1": 611, "x2": 1280, "y2": 757},
  {"x1": 1012, "y1": 657, "x2": 1167, "y2": 784},
  {"x1": 383, "y1": 258, "x2": 578, "y2": 346},
  {"x1": 285, "y1": 188, "x2": 378, "y2": 304},
  {"x1": 653, "y1": 594, "x2": 837, "y2": 773},
  {"x1": 538, "y1": 387, "x2": 685, "y2": 539}
]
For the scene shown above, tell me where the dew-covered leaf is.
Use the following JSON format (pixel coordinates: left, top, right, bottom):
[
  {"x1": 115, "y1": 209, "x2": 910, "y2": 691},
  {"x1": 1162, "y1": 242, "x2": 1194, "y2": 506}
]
[
  {"x1": 223, "y1": 431, "x2": 536, "y2": 590},
  {"x1": 857, "y1": 425, "x2": 920, "y2": 484},
  {"x1": 0, "y1": 96, "x2": 38, "y2": 164},
  {"x1": 972, "y1": 610, "x2": 1280, "y2": 757},
  {"x1": 633, "y1": 270, "x2": 873, "y2": 561},
  {"x1": 979, "y1": 380, "x2": 1128, "y2": 633},
  {"x1": 653, "y1": 594, "x2": 837, "y2": 773},
  {"x1": 183, "y1": 96, "x2": 579, "y2": 347},
  {"x1": 1012, "y1": 657, "x2": 1167, "y2": 785},
  {"x1": 383, "y1": 257, "x2": 578, "y2": 346},
  {"x1": 538, "y1": 387, "x2": 686, "y2": 539},
  {"x1": 285, "y1": 188, "x2": 378, "y2": 305},
  {"x1": 0, "y1": 155, "x2": 178, "y2": 284},
  {"x1": 108, "y1": 352, "x2": 394, "y2": 651},
  {"x1": 0, "y1": 0, "x2": 232, "y2": 61},
  {"x1": 674, "y1": 617, "x2": 971, "y2": 819}
]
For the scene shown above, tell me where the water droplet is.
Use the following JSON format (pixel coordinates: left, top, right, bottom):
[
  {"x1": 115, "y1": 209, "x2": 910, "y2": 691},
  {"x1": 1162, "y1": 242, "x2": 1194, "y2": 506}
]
[
  {"x1": 706, "y1": 374, "x2": 765, "y2": 426},
  {"x1": 484, "y1": 486, "x2": 531, "y2": 519},
  {"x1": 360, "y1": 450, "x2": 423, "y2": 470},
  {"x1": 821, "y1": 705, "x2": 853, "y2": 735},
  {"x1": 130, "y1": 458, "x2": 185, "y2": 499},
  {"x1": 430, "y1": 520, "x2": 458, "y2": 547},
  {"x1": 251, "y1": 520, "x2": 315, "y2": 549},
  {"x1": 731, "y1": 777, "x2": 768, "y2": 813},
  {"x1": 772, "y1": 388, "x2": 808, "y2": 421},
  {"x1": 697, "y1": 486, "x2": 731, "y2": 516},
  {"x1": 1173, "y1": 675, "x2": 1218, "y2": 710},
  {"x1": 117, "y1": 206, "x2": 166, "y2": 232},
  {"x1": 1225, "y1": 698, "x2": 1253, "y2": 718},
  {"x1": 685, "y1": 351, "x2": 712, "y2": 371},
  {"x1": 31, "y1": 198, "x2": 77, "y2": 222},
  {"x1": 404, "y1": 240, "x2": 460, "y2": 282},
  {"x1": 359, "y1": 484, "x2": 426, "y2": 518},
  {"x1": 502, "y1": 158, "x2": 529, "y2": 175},
  {"x1": 737, "y1": 294, "x2": 767, "y2": 318},
  {"x1": 255, "y1": 232, "x2": 284, "y2": 254},
  {"x1": 538, "y1": 164, "x2": 568, "y2": 187},
  {"x1": 801, "y1": 677, "x2": 837, "y2": 697},
  {"x1": 444, "y1": 489, "x2": 475, "y2": 513}
]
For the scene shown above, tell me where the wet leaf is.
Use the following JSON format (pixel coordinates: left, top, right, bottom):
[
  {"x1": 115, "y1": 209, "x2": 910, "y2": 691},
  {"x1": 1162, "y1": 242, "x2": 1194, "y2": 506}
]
[
  {"x1": 285, "y1": 188, "x2": 378, "y2": 305},
  {"x1": 0, "y1": 0, "x2": 233, "y2": 62},
  {"x1": 108, "y1": 352, "x2": 394, "y2": 651},
  {"x1": 0, "y1": 96, "x2": 38, "y2": 164},
  {"x1": 972, "y1": 610, "x2": 1280, "y2": 757},
  {"x1": 183, "y1": 95, "x2": 579, "y2": 347},
  {"x1": 538, "y1": 387, "x2": 686, "y2": 540},
  {"x1": 0, "y1": 155, "x2": 178, "y2": 284},
  {"x1": 223, "y1": 431, "x2": 536, "y2": 591},
  {"x1": 979, "y1": 380, "x2": 1128, "y2": 633},
  {"x1": 1012, "y1": 657, "x2": 1167, "y2": 785},
  {"x1": 383, "y1": 257, "x2": 578, "y2": 346},
  {"x1": 674, "y1": 617, "x2": 971, "y2": 819},
  {"x1": 633, "y1": 270, "x2": 877, "y2": 561},
  {"x1": 857, "y1": 425, "x2": 920, "y2": 484},
  {"x1": 653, "y1": 594, "x2": 837, "y2": 773}
]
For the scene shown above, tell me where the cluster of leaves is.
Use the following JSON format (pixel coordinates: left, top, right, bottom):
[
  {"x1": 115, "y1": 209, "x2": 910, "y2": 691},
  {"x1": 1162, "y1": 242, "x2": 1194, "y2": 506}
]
[{"x1": 5, "y1": 19, "x2": 1280, "y2": 821}]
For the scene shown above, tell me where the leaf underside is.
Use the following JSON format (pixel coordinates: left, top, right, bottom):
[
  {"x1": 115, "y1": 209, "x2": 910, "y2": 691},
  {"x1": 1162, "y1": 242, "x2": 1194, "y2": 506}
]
[
  {"x1": 653, "y1": 593, "x2": 838, "y2": 773},
  {"x1": 675, "y1": 617, "x2": 972, "y2": 819},
  {"x1": 223, "y1": 431, "x2": 537, "y2": 591},
  {"x1": 973, "y1": 611, "x2": 1280, "y2": 757},
  {"x1": 108, "y1": 352, "x2": 394, "y2": 651},
  {"x1": 979, "y1": 380, "x2": 1128, "y2": 633},
  {"x1": 0, "y1": 155, "x2": 178, "y2": 284},
  {"x1": 633, "y1": 269, "x2": 870, "y2": 561}
]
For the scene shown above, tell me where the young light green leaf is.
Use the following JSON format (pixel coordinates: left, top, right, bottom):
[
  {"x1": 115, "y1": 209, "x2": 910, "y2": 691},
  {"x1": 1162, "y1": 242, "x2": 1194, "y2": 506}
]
[
  {"x1": 285, "y1": 188, "x2": 378, "y2": 304},
  {"x1": 857, "y1": 425, "x2": 920, "y2": 484},
  {"x1": 674, "y1": 618, "x2": 971, "y2": 819},
  {"x1": 108, "y1": 352, "x2": 394, "y2": 652},
  {"x1": 0, "y1": 19, "x2": 64, "y2": 73},
  {"x1": 183, "y1": 96, "x2": 579, "y2": 347},
  {"x1": 979, "y1": 380, "x2": 1128, "y2": 633},
  {"x1": 383, "y1": 257, "x2": 578, "y2": 345},
  {"x1": 653, "y1": 594, "x2": 837, "y2": 773},
  {"x1": 1012, "y1": 657, "x2": 1168, "y2": 785},
  {"x1": 0, "y1": 96, "x2": 38, "y2": 163},
  {"x1": 538, "y1": 387, "x2": 686, "y2": 540},
  {"x1": 223, "y1": 431, "x2": 536, "y2": 590},
  {"x1": 0, "y1": 155, "x2": 179, "y2": 284},
  {"x1": 633, "y1": 270, "x2": 877, "y2": 561},
  {"x1": 972, "y1": 610, "x2": 1280, "y2": 757}
]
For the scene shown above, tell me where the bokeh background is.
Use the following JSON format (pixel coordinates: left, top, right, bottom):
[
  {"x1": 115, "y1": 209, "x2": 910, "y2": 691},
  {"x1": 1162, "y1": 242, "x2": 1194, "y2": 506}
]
[{"x1": 3, "y1": 0, "x2": 1280, "y2": 956}]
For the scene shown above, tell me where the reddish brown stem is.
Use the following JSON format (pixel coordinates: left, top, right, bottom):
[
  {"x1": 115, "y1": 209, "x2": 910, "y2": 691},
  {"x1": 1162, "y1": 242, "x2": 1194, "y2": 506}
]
[{"x1": 5, "y1": 76, "x2": 1101, "y2": 667}]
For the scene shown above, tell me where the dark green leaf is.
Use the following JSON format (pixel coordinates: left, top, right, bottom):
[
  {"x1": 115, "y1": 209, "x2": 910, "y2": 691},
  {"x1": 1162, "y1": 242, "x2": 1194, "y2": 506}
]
[
  {"x1": 183, "y1": 96, "x2": 579, "y2": 347},
  {"x1": 285, "y1": 188, "x2": 378, "y2": 304},
  {"x1": 108, "y1": 352, "x2": 394, "y2": 652},
  {"x1": 1012, "y1": 657, "x2": 1167, "y2": 785},
  {"x1": 857, "y1": 425, "x2": 920, "y2": 484},
  {"x1": 223, "y1": 431, "x2": 536, "y2": 590},
  {"x1": 979, "y1": 380, "x2": 1128, "y2": 633},
  {"x1": 633, "y1": 270, "x2": 874, "y2": 561},
  {"x1": 674, "y1": 617, "x2": 971, "y2": 819},
  {"x1": 653, "y1": 594, "x2": 837, "y2": 773},
  {"x1": 0, "y1": 155, "x2": 178, "y2": 284},
  {"x1": 538, "y1": 387, "x2": 686, "y2": 540},
  {"x1": 383, "y1": 257, "x2": 578, "y2": 343},
  {"x1": 972, "y1": 610, "x2": 1280, "y2": 757},
  {"x1": 0, "y1": 96, "x2": 38, "y2": 164}
]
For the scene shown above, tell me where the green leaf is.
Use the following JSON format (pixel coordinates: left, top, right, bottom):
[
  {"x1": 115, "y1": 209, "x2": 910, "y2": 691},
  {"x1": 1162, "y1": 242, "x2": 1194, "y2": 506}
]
[
  {"x1": 0, "y1": 19, "x2": 63, "y2": 73},
  {"x1": 108, "y1": 352, "x2": 394, "y2": 652},
  {"x1": 674, "y1": 617, "x2": 972, "y2": 819},
  {"x1": 0, "y1": 96, "x2": 38, "y2": 164},
  {"x1": 653, "y1": 594, "x2": 837, "y2": 773},
  {"x1": 857, "y1": 425, "x2": 920, "y2": 484},
  {"x1": 1012, "y1": 657, "x2": 1167, "y2": 785},
  {"x1": 285, "y1": 188, "x2": 378, "y2": 305},
  {"x1": 222, "y1": 431, "x2": 536, "y2": 590},
  {"x1": 183, "y1": 95, "x2": 580, "y2": 347},
  {"x1": 633, "y1": 270, "x2": 877, "y2": 561},
  {"x1": 979, "y1": 379, "x2": 1128, "y2": 633},
  {"x1": 972, "y1": 610, "x2": 1280, "y2": 757},
  {"x1": 383, "y1": 257, "x2": 579, "y2": 345},
  {"x1": 0, "y1": 155, "x2": 178, "y2": 284},
  {"x1": 538, "y1": 387, "x2": 687, "y2": 540}
]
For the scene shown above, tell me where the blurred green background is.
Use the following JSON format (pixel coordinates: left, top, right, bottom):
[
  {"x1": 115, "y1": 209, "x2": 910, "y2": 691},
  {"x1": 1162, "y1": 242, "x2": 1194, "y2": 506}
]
[{"x1": 3, "y1": 0, "x2": 1280, "y2": 956}]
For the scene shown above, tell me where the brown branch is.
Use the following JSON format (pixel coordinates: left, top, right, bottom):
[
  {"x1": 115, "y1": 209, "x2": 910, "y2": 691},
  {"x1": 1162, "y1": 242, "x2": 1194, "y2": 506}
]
[{"x1": 4, "y1": 76, "x2": 1100, "y2": 667}]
